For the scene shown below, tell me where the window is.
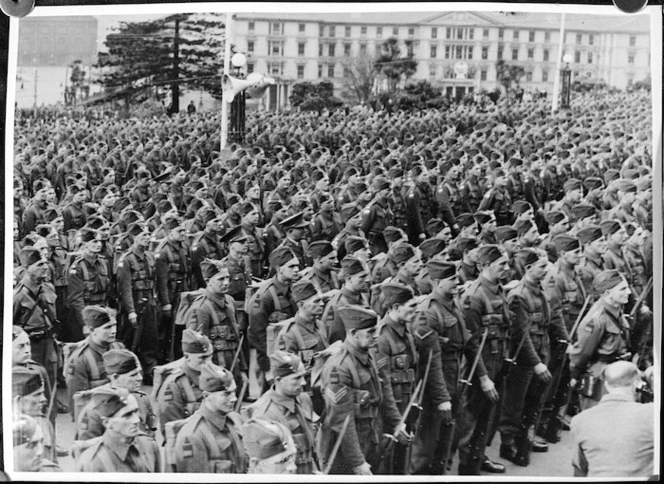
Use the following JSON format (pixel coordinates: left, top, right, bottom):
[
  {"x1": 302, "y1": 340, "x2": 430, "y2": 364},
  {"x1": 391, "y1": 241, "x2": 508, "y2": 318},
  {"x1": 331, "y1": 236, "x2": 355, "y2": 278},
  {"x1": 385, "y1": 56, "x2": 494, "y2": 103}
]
[
  {"x1": 542, "y1": 70, "x2": 548, "y2": 82},
  {"x1": 270, "y1": 22, "x2": 282, "y2": 35},
  {"x1": 589, "y1": 34, "x2": 594, "y2": 45},
  {"x1": 318, "y1": 43, "x2": 323, "y2": 56},
  {"x1": 429, "y1": 65, "x2": 436, "y2": 79},
  {"x1": 431, "y1": 27, "x2": 438, "y2": 39},
  {"x1": 328, "y1": 44, "x2": 335, "y2": 57},
  {"x1": 498, "y1": 27, "x2": 504, "y2": 39},
  {"x1": 527, "y1": 48, "x2": 534, "y2": 59},
  {"x1": 482, "y1": 46, "x2": 488, "y2": 59},
  {"x1": 543, "y1": 49, "x2": 549, "y2": 62},
  {"x1": 317, "y1": 63, "x2": 322, "y2": 78},
  {"x1": 361, "y1": 26, "x2": 367, "y2": 35},
  {"x1": 529, "y1": 31, "x2": 535, "y2": 42},
  {"x1": 587, "y1": 52, "x2": 593, "y2": 64},
  {"x1": 248, "y1": 21, "x2": 255, "y2": 31},
  {"x1": 329, "y1": 25, "x2": 336, "y2": 37},
  {"x1": 628, "y1": 53, "x2": 635, "y2": 64},
  {"x1": 430, "y1": 45, "x2": 437, "y2": 58},
  {"x1": 575, "y1": 51, "x2": 581, "y2": 63},
  {"x1": 544, "y1": 31, "x2": 550, "y2": 42},
  {"x1": 480, "y1": 69, "x2": 487, "y2": 81},
  {"x1": 247, "y1": 41, "x2": 254, "y2": 53},
  {"x1": 408, "y1": 27, "x2": 415, "y2": 36},
  {"x1": 299, "y1": 23, "x2": 305, "y2": 33},
  {"x1": 526, "y1": 71, "x2": 532, "y2": 82},
  {"x1": 456, "y1": 45, "x2": 463, "y2": 59},
  {"x1": 512, "y1": 48, "x2": 519, "y2": 61},
  {"x1": 483, "y1": 28, "x2": 489, "y2": 39},
  {"x1": 377, "y1": 27, "x2": 383, "y2": 37},
  {"x1": 457, "y1": 28, "x2": 463, "y2": 40},
  {"x1": 445, "y1": 46, "x2": 451, "y2": 59},
  {"x1": 629, "y1": 35, "x2": 636, "y2": 47},
  {"x1": 327, "y1": 64, "x2": 335, "y2": 78},
  {"x1": 247, "y1": 63, "x2": 254, "y2": 74},
  {"x1": 393, "y1": 27, "x2": 399, "y2": 36},
  {"x1": 513, "y1": 29, "x2": 519, "y2": 40},
  {"x1": 344, "y1": 43, "x2": 351, "y2": 56},
  {"x1": 268, "y1": 41, "x2": 284, "y2": 56},
  {"x1": 497, "y1": 46, "x2": 503, "y2": 59},
  {"x1": 297, "y1": 65, "x2": 304, "y2": 79},
  {"x1": 469, "y1": 29, "x2": 474, "y2": 40},
  {"x1": 298, "y1": 42, "x2": 305, "y2": 55},
  {"x1": 407, "y1": 43, "x2": 414, "y2": 57},
  {"x1": 319, "y1": 25, "x2": 324, "y2": 37},
  {"x1": 345, "y1": 26, "x2": 351, "y2": 37},
  {"x1": 446, "y1": 27, "x2": 452, "y2": 39},
  {"x1": 576, "y1": 33, "x2": 582, "y2": 45},
  {"x1": 360, "y1": 43, "x2": 367, "y2": 54}
]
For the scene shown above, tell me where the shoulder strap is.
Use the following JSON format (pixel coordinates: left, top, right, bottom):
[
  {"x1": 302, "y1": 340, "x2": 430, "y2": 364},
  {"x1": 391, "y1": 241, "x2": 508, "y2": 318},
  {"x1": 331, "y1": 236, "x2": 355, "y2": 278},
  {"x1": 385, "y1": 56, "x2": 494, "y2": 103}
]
[
  {"x1": 267, "y1": 284, "x2": 282, "y2": 311},
  {"x1": 197, "y1": 420, "x2": 223, "y2": 460}
]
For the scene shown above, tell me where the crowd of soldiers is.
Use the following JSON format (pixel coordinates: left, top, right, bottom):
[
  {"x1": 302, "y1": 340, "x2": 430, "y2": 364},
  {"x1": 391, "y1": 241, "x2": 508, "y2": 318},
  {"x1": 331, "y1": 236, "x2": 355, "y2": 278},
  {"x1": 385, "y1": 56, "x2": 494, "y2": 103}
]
[{"x1": 11, "y1": 88, "x2": 655, "y2": 475}]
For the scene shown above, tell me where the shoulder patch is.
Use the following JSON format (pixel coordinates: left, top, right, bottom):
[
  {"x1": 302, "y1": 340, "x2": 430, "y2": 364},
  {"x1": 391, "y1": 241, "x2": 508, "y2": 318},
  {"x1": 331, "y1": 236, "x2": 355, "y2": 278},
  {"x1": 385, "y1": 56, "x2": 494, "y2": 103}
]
[
  {"x1": 182, "y1": 438, "x2": 193, "y2": 458},
  {"x1": 584, "y1": 323, "x2": 594, "y2": 333},
  {"x1": 324, "y1": 386, "x2": 348, "y2": 404},
  {"x1": 329, "y1": 368, "x2": 340, "y2": 385},
  {"x1": 376, "y1": 355, "x2": 389, "y2": 370},
  {"x1": 416, "y1": 328, "x2": 434, "y2": 340},
  {"x1": 462, "y1": 297, "x2": 472, "y2": 310}
]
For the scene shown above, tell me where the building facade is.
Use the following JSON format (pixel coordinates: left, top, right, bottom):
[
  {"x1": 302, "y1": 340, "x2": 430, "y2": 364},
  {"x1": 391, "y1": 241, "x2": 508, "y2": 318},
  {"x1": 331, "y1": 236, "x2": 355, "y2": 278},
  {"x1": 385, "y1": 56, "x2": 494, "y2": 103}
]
[
  {"x1": 233, "y1": 11, "x2": 651, "y2": 107},
  {"x1": 18, "y1": 16, "x2": 98, "y2": 66}
]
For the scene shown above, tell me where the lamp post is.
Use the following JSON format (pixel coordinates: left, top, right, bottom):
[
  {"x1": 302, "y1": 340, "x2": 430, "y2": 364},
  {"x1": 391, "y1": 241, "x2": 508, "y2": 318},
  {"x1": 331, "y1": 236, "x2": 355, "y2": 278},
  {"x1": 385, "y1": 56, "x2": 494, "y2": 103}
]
[
  {"x1": 560, "y1": 53, "x2": 573, "y2": 109},
  {"x1": 229, "y1": 52, "x2": 247, "y2": 145}
]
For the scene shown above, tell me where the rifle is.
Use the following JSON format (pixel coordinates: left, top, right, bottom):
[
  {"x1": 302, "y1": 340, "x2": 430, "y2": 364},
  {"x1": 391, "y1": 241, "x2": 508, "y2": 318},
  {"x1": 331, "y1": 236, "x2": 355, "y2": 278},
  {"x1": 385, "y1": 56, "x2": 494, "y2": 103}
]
[
  {"x1": 229, "y1": 334, "x2": 245, "y2": 374},
  {"x1": 130, "y1": 298, "x2": 148, "y2": 353},
  {"x1": 233, "y1": 377, "x2": 249, "y2": 413},
  {"x1": 403, "y1": 349, "x2": 433, "y2": 472},
  {"x1": 459, "y1": 329, "x2": 489, "y2": 389},
  {"x1": 629, "y1": 276, "x2": 653, "y2": 320},
  {"x1": 322, "y1": 414, "x2": 352, "y2": 475}
]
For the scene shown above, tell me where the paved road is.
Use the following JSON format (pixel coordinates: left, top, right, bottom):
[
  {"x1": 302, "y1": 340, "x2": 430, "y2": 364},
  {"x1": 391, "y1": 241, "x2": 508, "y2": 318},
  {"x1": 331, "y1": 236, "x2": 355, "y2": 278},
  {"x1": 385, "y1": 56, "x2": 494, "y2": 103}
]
[{"x1": 52, "y1": 386, "x2": 574, "y2": 476}]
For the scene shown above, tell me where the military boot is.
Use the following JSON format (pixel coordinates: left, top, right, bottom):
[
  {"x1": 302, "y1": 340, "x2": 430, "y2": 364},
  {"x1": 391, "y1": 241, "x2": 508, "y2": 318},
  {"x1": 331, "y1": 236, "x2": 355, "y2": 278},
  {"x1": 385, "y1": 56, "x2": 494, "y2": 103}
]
[{"x1": 513, "y1": 427, "x2": 532, "y2": 467}]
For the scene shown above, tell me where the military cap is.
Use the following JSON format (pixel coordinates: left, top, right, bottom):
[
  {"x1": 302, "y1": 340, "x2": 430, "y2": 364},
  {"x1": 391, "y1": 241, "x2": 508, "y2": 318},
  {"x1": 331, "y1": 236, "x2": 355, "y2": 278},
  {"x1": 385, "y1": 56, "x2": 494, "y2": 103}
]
[
  {"x1": 426, "y1": 218, "x2": 446, "y2": 235},
  {"x1": 545, "y1": 210, "x2": 567, "y2": 225},
  {"x1": 219, "y1": 225, "x2": 248, "y2": 244},
  {"x1": 307, "y1": 240, "x2": 334, "y2": 259},
  {"x1": 373, "y1": 177, "x2": 390, "y2": 191},
  {"x1": 426, "y1": 259, "x2": 456, "y2": 280},
  {"x1": 455, "y1": 213, "x2": 476, "y2": 228},
  {"x1": 617, "y1": 180, "x2": 637, "y2": 193},
  {"x1": 113, "y1": 197, "x2": 132, "y2": 212},
  {"x1": 243, "y1": 418, "x2": 295, "y2": 460},
  {"x1": 267, "y1": 199, "x2": 284, "y2": 211},
  {"x1": 153, "y1": 167, "x2": 174, "y2": 183},
  {"x1": 12, "y1": 367, "x2": 44, "y2": 397},
  {"x1": 200, "y1": 259, "x2": 226, "y2": 280},
  {"x1": 162, "y1": 216, "x2": 182, "y2": 230},
  {"x1": 13, "y1": 415, "x2": 40, "y2": 447},
  {"x1": 118, "y1": 209, "x2": 143, "y2": 225},
  {"x1": 577, "y1": 225, "x2": 603, "y2": 245},
  {"x1": 593, "y1": 269, "x2": 625, "y2": 294},
  {"x1": 85, "y1": 216, "x2": 109, "y2": 231},
  {"x1": 339, "y1": 255, "x2": 367, "y2": 277},
  {"x1": 553, "y1": 234, "x2": 580, "y2": 252},
  {"x1": 622, "y1": 168, "x2": 640, "y2": 180},
  {"x1": 135, "y1": 167, "x2": 151, "y2": 179},
  {"x1": 473, "y1": 211, "x2": 495, "y2": 226},
  {"x1": 344, "y1": 236, "x2": 368, "y2": 254},
  {"x1": 126, "y1": 221, "x2": 147, "y2": 237},
  {"x1": 477, "y1": 244, "x2": 504, "y2": 265},
  {"x1": 494, "y1": 225, "x2": 518, "y2": 243},
  {"x1": 339, "y1": 203, "x2": 359, "y2": 222},
  {"x1": 19, "y1": 246, "x2": 44, "y2": 268},
  {"x1": 280, "y1": 211, "x2": 309, "y2": 230},
  {"x1": 571, "y1": 203, "x2": 596, "y2": 220},
  {"x1": 269, "y1": 247, "x2": 298, "y2": 268},
  {"x1": 383, "y1": 226, "x2": 406, "y2": 243},
  {"x1": 514, "y1": 218, "x2": 536, "y2": 236},
  {"x1": 517, "y1": 248, "x2": 544, "y2": 268},
  {"x1": 600, "y1": 220, "x2": 622, "y2": 237},
  {"x1": 12, "y1": 325, "x2": 29, "y2": 344},
  {"x1": 381, "y1": 282, "x2": 414, "y2": 307},
  {"x1": 419, "y1": 238, "x2": 446, "y2": 260},
  {"x1": 197, "y1": 206, "x2": 217, "y2": 224},
  {"x1": 603, "y1": 169, "x2": 621, "y2": 183},
  {"x1": 508, "y1": 158, "x2": 523, "y2": 168},
  {"x1": 392, "y1": 242, "x2": 417, "y2": 264},
  {"x1": 238, "y1": 202, "x2": 258, "y2": 216},
  {"x1": 583, "y1": 177, "x2": 604, "y2": 191},
  {"x1": 623, "y1": 222, "x2": 638, "y2": 236},
  {"x1": 291, "y1": 279, "x2": 320, "y2": 303},
  {"x1": 563, "y1": 178, "x2": 583, "y2": 192},
  {"x1": 387, "y1": 167, "x2": 404, "y2": 179},
  {"x1": 42, "y1": 207, "x2": 60, "y2": 223},
  {"x1": 79, "y1": 228, "x2": 103, "y2": 243},
  {"x1": 103, "y1": 349, "x2": 140, "y2": 375},
  {"x1": 82, "y1": 305, "x2": 114, "y2": 328},
  {"x1": 338, "y1": 305, "x2": 378, "y2": 330},
  {"x1": 199, "y1": 363, "x2": 235, "y2": 392},
  {"x1": 92, "y1": 387, "x2": 131, "y2": 418},
  {"x1": 270, "y1": 350, "x2": 306, "y2": 378},
  {"x1": 181, "y1": 328, "x2": 213, "y2": 355},
  {"x1": 512, "y1": 200, "x2": 533, "y2": 215},
  {"x1": 447, "y1": 237, "x2": 478, "y2": 261}
]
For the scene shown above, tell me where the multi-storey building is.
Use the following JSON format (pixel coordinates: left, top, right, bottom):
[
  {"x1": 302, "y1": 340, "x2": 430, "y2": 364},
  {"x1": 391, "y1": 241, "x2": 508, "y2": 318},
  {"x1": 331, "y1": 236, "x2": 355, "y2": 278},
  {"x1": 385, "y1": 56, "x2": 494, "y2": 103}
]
[
  {"x1": 18, "y1": 16, "x2": 98, "y2": 66},
  {"x1": 233, "y1": 11, "x2": 651, "y2": 108}
]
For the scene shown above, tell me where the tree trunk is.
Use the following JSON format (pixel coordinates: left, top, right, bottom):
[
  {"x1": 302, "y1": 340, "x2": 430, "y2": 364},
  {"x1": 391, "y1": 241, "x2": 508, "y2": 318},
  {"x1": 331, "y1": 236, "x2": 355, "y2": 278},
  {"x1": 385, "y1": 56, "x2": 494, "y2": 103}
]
[{"x1": 171, "y1": 17, "x2": 180, "y2": 114}]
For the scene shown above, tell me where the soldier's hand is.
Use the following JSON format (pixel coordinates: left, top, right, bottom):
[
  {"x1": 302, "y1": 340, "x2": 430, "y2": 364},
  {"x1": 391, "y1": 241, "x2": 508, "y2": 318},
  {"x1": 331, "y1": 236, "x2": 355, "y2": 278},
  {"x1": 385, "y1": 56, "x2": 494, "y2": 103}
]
[
  {"x1": 479, "y1": 376, "x2": 499, "y2": 402},
  {"x1": 639, "y1": 305, "x2": 652, "y2": 319},
  {"x1": 162, "y1": 304, "x2": 172, "y2": 312},
  {"x1": 353, "y1": 462, "x2": 372, "y2": 475},
  {"x1": 437, "y1": 401, "x2": 453, "y2": 424},
  {"x1": 128, "y1": 312, "x2": 138, "y2": 328},
  {"x1": 394, "y1": 423, "x2": 413, "y2": 446},
  {"x1": 569, "y1": 378, "x2": 578, "y2": 389},
  {"x1": 534, "y1": 363, "x2": 553, "y2": 383}
]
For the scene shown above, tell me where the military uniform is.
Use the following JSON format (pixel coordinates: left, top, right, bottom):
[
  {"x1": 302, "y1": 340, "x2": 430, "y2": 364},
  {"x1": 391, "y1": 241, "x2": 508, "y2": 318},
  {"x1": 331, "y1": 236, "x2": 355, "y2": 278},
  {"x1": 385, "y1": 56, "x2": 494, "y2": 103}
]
[
  {"x1": 76, "y1": 432, "x2": 161, "y2": 472},
  {"x1": 190, "y1": 230, "x2": 224, "y2": 289},
  {"x1": 241, "y1": 223, "x2": 266, "y2": 278},
  {"x1": 298, "y1": 265, "x2": 339, "y2": 293},
  {"x1": 361, "y1": 197, "x2": 393, "y2": 256},
  {"x1": 156, "y1": 359, "x2": 206, "y2": 437},
  {"x1": 321, "y1": 287, "x2": 370, "y2": 344},
  {"x1": 62, "y1": 202, "x2": 87, "y2": 233},
  {"x1": 67, "y1": 254, "x2": 111, "y2": 342},
  {"x1": 478, "y1": 187, "x2": 513, "y2": 227},
  {"x1": 577, "y1": 253, "x2": 604, "y2": 301},
  {"x1": 312, "y1": 210, "x2": 342, "y2": 242}
]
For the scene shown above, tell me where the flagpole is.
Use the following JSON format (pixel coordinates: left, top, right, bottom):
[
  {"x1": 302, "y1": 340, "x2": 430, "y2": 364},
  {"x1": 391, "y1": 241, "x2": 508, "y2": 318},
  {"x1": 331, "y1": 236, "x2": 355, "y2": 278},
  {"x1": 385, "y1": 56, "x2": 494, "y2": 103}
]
[
  {"x1": 551, "y1": 12, "x2": 566, "y2": 113},
  {"x1": 221, "y1": 11, "x2": 232, "y2": 150}
]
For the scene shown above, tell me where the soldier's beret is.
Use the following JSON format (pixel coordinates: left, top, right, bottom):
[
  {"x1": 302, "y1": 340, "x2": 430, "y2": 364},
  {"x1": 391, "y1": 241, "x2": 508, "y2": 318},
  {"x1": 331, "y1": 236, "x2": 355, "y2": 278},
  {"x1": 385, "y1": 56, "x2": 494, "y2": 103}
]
[
  {"x1": 636, "y1": 178, "x2": 651, "y2": 191},
  {"x1": 339, "y1": 255, "x2": 367, "y2": 277},
  {"x1": 12, "y1": 367, "x2": 43, "y2": 397},
  {"x1": 494, "y1": 225, "x2": 518, "y2": 243},
  {"x1": 600, "y1": 220, "x2": 622, "y2": 237},
  {"x1": 103, "y1": 349, "x2": 140, "y2": 375},
  {"x1": 426, "y1": 218, "x2": 446, "y2": 235},
  {"x1": 113, "y1": 197, "x2": 132, "y2": 213},
  {"x1": 85, "y1": 216, "x2": 109, "y2": 231},
  {"x1": 583, "y1": 177, "x2": 604, "y2": 191},
  {"x1": 381, "y1": 282, "x2": 414, "y2": 307},
  {"x1": 269, "y1": 247, "x2": 298, "y2": 268},
  {"x1": 13, "y1": 415, "x2": 40, "y2": 447},
  {"x1": 339, "y1": 203, "x2": 359, "y2": 222},
  {"x1": 622, "y1": 168, "x2": 640, "y2": 180},
  {"x1": 517, "y1": 248, "x2": 544, "y2": 268},
  {"x1": 79, "y1": 228, "x2": 103, "y2": 244},
  {"x1": 593, "y1": 269, "x2": 625, "y2": 294},
  {"x1": 238, "y1": 202, "x2": 258, "y2": 216},
  {"x1": 603, "y1": 169, "x2": 621, "y2": 183},
  {"x1": 553, "y1": 234, "x2": 580, "y2": 252},
  {"x1": 34, "y1": 224, "x2": 51, "y2": 238},
  {"x1": 508, "y1": 157, "x2": 523, "y2": 168},
  {"x1": 563, "y1": 178, "x2": 583, "y2": 192},
  {"x1": 82, "y1": 305, "x2": 115, "y2": 328},
  {"x1": 197, "y1": 206, "x2": 217, "y2": 224},
  {"x1": 92, "y1": 387, "x2": 132, "y2": 418},
  {"x1": 514, "y1": 218, "x2": 536, "y2": 236},
  {"x1": 577, "y1": 225, "x2": 603, "y2": 245},
  {"x1": 267, "y1": 199, "x2": 284, "y2": 211},
  {"x1": 181, "y1": 329, "x2": 213, "y2": 355},
  {"x1": 219, "y1": 225, "x2": 248, "y2": 244},
  {"x1": 344, "y1": 236, "x2": 368, "y2": 254},
  {"x1": 617, "y1": 180, "x2": 637, "y2": 193},
  {"x1": 307, "y1": 240, "x2": 334, "y2": 259},
  {"x1": 387, "y1": 167, "x2": 404, "y2": 179},
  {"x1": 280, "y1": 211, "x2": 308, "y2": 231},
  {"x1": 571, "y1": 203, "x2": 596, "y2": 220},
  {"x1": 512, "y1": 200, "x2": 533, "y2": 215},
  {"x1": 392, "y1": 242, "x2": 417, "y2": 264},
  {"x1": 339, "y1": 305, "x2": 378, "y2": 330},
  {"x1": 455, "y1": 213, "x2": 476, "y2": 228},
  {"x1": 12, "y1": 325, "x2": 29, "y2": 343},
  {"x1": 373, "y1": 177, "x2": 390, "y2": 191},
  {"x1": 200, "y1": 259, "x2": 226, "y2": 280},
  {"x1": 447, "y1": 237, "x2": 478, "y2": 261},
  {"x1": 162, "y1": 217, "x2": 182, "y2": 231},
  {"x1": 291, "y1": 279, "x2": 320, "y2": 303},
  {"x1": 19, "y1": 246, "x2": 44, "y2": 268},
  {"x1": 119, "y1": 209, "x2": 142, "y2": 225},
  {"x1": 383, "y1": 226, "x2": 406, "y2": 244},
  {"x1": 477, "y1": 244, "x2": 504, "y2": 265},
  {"x1": 42, "y1": 207, "x2": 60, "y2": 223},
  {"x1": 126, "y1": 221, "x2": 147, "y2": 237},
  {"x1": 199, "y1": 363, "x2": 235, "y2": 392},
  {"x1": 242, "y1": 418, "x2": 295, "y2": 460},
  {"x1": 545, "y1": 210, "x2": 567, "y2": 225},
  {"x1": 270, "y1": 350, "x2": 306, "y2": 378},
  {"x1": 427, "y1": 259, "x2": 457, "y2": 280},
  {"x1": 419, "y1": 238, "x2": 446, "y2": 260}
]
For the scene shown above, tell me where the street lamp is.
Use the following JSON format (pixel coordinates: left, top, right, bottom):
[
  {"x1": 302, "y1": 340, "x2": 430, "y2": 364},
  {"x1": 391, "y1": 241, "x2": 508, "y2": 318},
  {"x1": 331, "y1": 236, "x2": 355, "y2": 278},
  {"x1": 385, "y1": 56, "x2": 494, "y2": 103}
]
[
  {"x1": 229, "y1": 52, "x2": 247, "y2": 144},
  {"x1": 560, "y1": 53, "x2": 573, "y2": 109}
]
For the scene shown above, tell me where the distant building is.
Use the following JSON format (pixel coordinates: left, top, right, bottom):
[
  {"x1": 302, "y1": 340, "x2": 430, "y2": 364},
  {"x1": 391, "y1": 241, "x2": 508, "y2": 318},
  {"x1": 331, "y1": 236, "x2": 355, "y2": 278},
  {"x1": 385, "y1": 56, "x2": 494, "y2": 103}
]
[
  {"x1": 18, "y1": 16, "x2": 97, "y2": 66},
  {"x1": 233, "y1": 11, "x2": 651, "y2": 107}
]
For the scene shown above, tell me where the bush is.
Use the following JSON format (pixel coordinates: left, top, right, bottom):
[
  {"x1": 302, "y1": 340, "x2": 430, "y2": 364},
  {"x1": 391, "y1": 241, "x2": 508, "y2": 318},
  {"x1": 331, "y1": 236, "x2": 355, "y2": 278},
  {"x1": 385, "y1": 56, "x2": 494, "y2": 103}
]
[{"x1": 129, "y1": 98, "x2": 167, "y2": 119}]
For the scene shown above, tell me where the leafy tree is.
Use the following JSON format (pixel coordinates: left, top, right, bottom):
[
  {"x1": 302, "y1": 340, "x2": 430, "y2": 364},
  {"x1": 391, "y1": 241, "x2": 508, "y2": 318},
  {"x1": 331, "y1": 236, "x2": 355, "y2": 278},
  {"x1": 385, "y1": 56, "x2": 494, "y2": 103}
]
[
  {"x1": 95, "y1": 13, "x2": 225, "y2": 110},
  {"x1": 289, "y1": 81, "x2": 343, "y2": 112},
  {"x1": 374, "y1": 38, "x2": 418, "y2": 93},
  {"x1": 495, "y1": 59, "x2": 525, "y2": 94},
  {"x1": 340, "y1": 53, "x2": 377, "y2": 103}
]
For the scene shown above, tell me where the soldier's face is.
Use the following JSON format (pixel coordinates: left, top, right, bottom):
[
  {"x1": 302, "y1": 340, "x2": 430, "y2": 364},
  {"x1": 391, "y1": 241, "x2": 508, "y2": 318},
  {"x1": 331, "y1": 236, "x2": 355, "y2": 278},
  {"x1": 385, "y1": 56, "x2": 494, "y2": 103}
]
[
  {"x1": 395, "y1": 299, "x2": 418, "y2": 324},
  {"x1": 609, "y1": 228, "x2": 628, "y2": 246},
  {"x1": 605, "y1": 279, "x2": 631, "y2": 306},
  {"x1": 19, "y1": 387, "x2": 47, "y2": 417},
  {"x1": 438, "y1": 276, "x2": 460, "y2": 297},
  {"x1": 276, "y1": 371, "x2": 306, "y2": 398},
  {"x1": 402, "y1": 255, "x2": 423, "y2": 277},
  {"x1": 243, "y1": 209, "x2": 260, "y2": 226},
  {"x1": 317, "y1": 251, "x2": 337, "y2": 271},
  {"x1": 349, "y1": 271, "x2": 370, "y2": 293},
  {"x1": 185, "y1": 353, "x2": 213, "y2": 372},
  {"x1": 27, "y1": 260, "x2": 49, "y2": 280},
  {"x1": 588, "y1": 237, "x2": 607, "y2": 254},
  {"x1": 12, "y1": 335, "x2": 32, "y2": 365},
  {"x1": 207, "y1": 385, "x2": 237, "y2": 414},
  {"x1": 92, "y1": 321, "x2": 117, "y2": 345},
  {"x1": 102, "y1": 193, "x2": 118, "y2": 208},
  {"x1": 301, "y1": 294, "x2": 325, "y2": 318},
  {"x1": 85, "y1": 238, "x2": 103, "y2": 254},
  {"x1": 114, "y1": 367, "x2": 143, "y2": 393},
  {"x1": 523, "y1": 226, "x2": 540, "y2": 245},
  {"x1": 105, "y1": 395, "x2": 141, "y2": 439},
  {"x1": 208, "y1": 270, "x2": 230, "y2": 295},
  {"x1": 135, "y1": 231, "x2": 151, "y2": 248},
  {"x1": 561, "y1": 248, "x2": 582, "y2": 266},
  {"x1": 103, "y1": 171, "x2": 115, "y2": 184},
  {"x1": 73, "y1": 191, "x2": 88, "y2": 205},
  {"x1": 13, "y1": 424, "x2": 44, "y2": 472},
  {"x1": 170, "y1": 227, "x2": 186, "y2": 243},
  {"x1": 353, "y1": 326, "x2": 378, "y2": 349},
  {"x1": 246, "y1": 186, "x2": 261, "y2": 200},
  {"x1": 278, "y1": 176, "x2": 291, "y2": 189},
  {"x1": 486, "y1": 255, "x2": 510, "y2": 281},
  {"x1": 230, "y1": 239, "x2": 249, "y2": 255},
  {"x1": 278, "y1": 258, "x2": 300, "y2": 282},
  {"x1": 527, "y1": 256, "x2": 549, "y2": 282}
]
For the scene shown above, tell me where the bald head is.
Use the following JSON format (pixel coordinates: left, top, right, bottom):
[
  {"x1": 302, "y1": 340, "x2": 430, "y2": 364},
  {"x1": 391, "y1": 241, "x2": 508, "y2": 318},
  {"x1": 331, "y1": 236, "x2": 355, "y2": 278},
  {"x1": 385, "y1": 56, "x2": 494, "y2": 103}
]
[{"x1": 603, "y1": 361, "x2": 640, "y2": 391}]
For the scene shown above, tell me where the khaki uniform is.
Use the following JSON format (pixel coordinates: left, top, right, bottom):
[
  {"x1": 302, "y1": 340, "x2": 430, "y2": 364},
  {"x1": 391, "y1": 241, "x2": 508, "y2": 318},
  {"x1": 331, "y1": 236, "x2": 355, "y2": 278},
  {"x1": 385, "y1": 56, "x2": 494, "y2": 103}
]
[
  {"x1": 75, "y1": 432, "x2": 161, "y2": 472},
  {"x1": 155, "y1": 361, "x2": 205, "y2": 437}
]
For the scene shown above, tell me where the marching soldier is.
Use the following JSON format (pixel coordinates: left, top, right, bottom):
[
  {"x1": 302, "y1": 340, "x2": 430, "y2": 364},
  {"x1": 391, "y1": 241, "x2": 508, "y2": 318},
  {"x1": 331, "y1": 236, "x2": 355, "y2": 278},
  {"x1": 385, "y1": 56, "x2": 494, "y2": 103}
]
[
  {"x1": 576, "y1": 225, "x2": 607, "y2": 301},
  {"x1": 361, "y1": 177, "x2": 393, "y2": 256},
  {"x1": 189, "y1": 211, "x2": 224, "y2": 289},
  {"x1": 478, "y1": 170, "x2": 513, "y2": 226},
  {"x1": 239, "y1": 202, "x2": 267, "y2": 278},
  {"x1": 370, "y1": 226, "x2": 408, "y2": 284},
  {"x1": 272, "y1": 211, "x2": 312, "y2": 274},
  {"x1": 75, "y1": 388, "x2": 161, "y2": 472},
  {"x1": 245, "y1": 351, "x2": 319, "y2": 474},
  {"x1": 297, "y1": 240, "x2": 340, "y2": 293},
  {"x1": 174, "y1": 363, "x2": 247, "y2": 473},
  {"x1": 243, "y1": 418, "x2": 298, "y2": 474},
  {"x1": 371, "y1": 242, "x2": 422, "y2": 316},
  {"x1": 319, "y1": 305, "x2": 411, "y2": 475}
]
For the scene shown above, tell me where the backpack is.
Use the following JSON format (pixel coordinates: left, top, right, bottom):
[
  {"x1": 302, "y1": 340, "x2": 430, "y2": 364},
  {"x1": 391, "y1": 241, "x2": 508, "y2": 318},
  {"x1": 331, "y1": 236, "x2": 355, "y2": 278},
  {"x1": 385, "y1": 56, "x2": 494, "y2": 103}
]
[
  {"x1": 163, "y1": 418, "x2": 189, "y2": 472},
  {"x1": 72, "y1": 388, "x2": 96, "y2": 424},
  {"x1": 150, "y1": 358, "x2": 185, "y2": 403},
  {"x1": 174, "y1": 289, "x2": 205, "y2": 327}
]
